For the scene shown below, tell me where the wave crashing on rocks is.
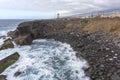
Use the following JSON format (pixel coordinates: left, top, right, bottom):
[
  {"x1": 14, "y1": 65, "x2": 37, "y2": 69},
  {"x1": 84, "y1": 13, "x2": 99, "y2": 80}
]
[{"x1": 0, "y1": 39, "x2": 89, "y2": 80}]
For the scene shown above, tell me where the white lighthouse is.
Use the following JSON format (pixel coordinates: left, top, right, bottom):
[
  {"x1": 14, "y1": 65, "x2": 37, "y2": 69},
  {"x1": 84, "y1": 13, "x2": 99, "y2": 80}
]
[{"x1": 57, "y1": 13, "x2": 60, "y2": 19}]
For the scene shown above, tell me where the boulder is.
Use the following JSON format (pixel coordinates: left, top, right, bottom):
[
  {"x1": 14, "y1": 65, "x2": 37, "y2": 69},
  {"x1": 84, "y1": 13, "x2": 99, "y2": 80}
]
[
  {"x1": 0, "y1": 52, "x2": 20, "y2": 73},
  {"x1": 0, "y1": 39, "x2": 14, "y2": 50},
  {"x1": 14, "y1": 71, "x2": 22, "y2": 77}
]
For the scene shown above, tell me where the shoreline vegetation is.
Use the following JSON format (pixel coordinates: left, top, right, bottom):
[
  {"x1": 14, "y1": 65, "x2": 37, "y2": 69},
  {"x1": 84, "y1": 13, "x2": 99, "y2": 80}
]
[{"x1": 0, "y1": 17, "x2": 120, "y2": 80}]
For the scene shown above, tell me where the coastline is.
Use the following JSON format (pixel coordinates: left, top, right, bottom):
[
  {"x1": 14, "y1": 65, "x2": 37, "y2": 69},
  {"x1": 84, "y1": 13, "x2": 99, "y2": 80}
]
[{"x1": 6, "y1": 18, "x2": 120, "y2": 80}]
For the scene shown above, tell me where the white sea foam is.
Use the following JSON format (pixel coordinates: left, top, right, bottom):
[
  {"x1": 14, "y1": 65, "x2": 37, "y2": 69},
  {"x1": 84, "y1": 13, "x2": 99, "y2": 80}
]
[{"x1": 0, "y1": 39, "x2": 90, "y2": 80}]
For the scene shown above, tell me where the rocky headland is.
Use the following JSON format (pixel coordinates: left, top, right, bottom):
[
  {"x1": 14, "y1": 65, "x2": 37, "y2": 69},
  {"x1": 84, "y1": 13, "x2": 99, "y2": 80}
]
[{"x1": 0, "y1": 17, "x2": 120, "y2": 80}]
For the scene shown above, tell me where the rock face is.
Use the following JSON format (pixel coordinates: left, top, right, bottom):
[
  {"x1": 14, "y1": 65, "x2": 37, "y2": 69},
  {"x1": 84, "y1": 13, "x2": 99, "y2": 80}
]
[
  {"x1": 8, "y1": 18, "x2": 120, "y2": 80},
  {"x1": 0, "y1": 52, "x2": 20, "y2": 74},
  {"x1": 7, "y1": 19, "x2": 90, "y2": 45},
  {"x1": 0, "y1": 39, "x2": 14, "y2": 50}
]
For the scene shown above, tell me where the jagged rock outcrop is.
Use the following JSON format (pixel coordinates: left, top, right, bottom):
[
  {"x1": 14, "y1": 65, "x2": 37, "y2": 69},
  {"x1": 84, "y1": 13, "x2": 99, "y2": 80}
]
[
  {"x1": 8, "y1": 18, "x2": 120, "y2": 45},
  {"x1": 7, "y1": 19, "x2": 89, "y2": 45}
]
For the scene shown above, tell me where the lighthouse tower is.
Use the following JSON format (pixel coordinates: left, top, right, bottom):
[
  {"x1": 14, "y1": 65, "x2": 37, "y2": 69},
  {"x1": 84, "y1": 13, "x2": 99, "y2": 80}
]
[{"x1": 57, "y1": 13, "x2": 60, "y2": 19}]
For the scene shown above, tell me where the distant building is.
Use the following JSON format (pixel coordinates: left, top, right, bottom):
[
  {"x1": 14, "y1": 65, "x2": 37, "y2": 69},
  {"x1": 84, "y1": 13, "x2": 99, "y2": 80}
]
[
  {"x1": 75, "y1": 16, "x2": 81, "y2": 18},
  {"x1": 111, "y1": 13, "x2": 120, "y2": 17},
  {"x1": 95, "y1": 12, "x2": 106, "y2": 18}
]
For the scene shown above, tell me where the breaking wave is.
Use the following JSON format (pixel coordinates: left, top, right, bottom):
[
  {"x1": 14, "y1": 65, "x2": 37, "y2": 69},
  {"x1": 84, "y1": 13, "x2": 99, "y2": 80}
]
[{"x1": 0, "y1": 39, "x2": 89, "y2": 80}]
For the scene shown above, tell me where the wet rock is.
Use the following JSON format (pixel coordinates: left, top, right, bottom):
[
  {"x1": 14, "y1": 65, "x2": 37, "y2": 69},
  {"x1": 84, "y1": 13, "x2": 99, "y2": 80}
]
[
  {"x1": 14, "y1": 71, "x2": 22, "y2": 77},
  {"x1": 0, "y1": 52, "x2": 20, "y2": 73},
  {"x1": 0, "y1": 36, "x2": 6, "y2": 39},
  {"x1": 14, "y1": 35, "x2": 33, "y2": 45},
  {"x1": 0, "y1": 39, "x2": 14, "y2": 50},
  {"x1": 0, "y1": 75, "x2": 7, "y2": 80}
]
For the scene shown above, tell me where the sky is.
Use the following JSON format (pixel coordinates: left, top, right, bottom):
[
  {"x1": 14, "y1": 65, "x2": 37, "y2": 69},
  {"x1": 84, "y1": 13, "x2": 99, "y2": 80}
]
[{"x1": 0, "y1": 0, "x2": 120, "y2": 19}]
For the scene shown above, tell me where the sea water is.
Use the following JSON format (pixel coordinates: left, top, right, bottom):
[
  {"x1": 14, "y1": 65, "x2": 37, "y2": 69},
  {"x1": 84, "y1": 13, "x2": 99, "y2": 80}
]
[{"x1": 0, "y1": 20, "x2": 90, "y2": 80}]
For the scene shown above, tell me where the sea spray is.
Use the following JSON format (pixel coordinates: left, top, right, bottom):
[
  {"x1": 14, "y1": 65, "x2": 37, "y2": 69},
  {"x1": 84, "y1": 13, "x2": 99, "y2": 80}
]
[{"x1": 0, "y1": 39, "x2": 90, "y2": 80}]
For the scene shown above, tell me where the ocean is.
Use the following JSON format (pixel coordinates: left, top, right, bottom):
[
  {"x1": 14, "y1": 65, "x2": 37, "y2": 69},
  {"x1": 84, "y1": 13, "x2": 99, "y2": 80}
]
[{"x1": 0, "y1": 20, "x2": 89, "y2": 80}]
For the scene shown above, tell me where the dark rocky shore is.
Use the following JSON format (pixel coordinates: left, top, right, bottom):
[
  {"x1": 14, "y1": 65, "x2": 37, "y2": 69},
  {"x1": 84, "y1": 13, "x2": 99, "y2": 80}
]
[{"x1": 3, "y1": 18, "x2": 120, "y2": 80}]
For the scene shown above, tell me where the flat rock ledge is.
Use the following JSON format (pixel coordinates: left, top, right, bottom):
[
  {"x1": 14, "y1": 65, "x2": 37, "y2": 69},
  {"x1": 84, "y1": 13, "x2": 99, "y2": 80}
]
[{"x1": 0, "y1": 52, "x2": 20, "y2": 80}]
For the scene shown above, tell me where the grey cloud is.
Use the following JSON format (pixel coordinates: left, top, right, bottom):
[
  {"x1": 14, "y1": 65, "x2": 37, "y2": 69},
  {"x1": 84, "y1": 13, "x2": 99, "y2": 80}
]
[{"x1": 0, "y1": 0, "x2": 120, "y2": 16}]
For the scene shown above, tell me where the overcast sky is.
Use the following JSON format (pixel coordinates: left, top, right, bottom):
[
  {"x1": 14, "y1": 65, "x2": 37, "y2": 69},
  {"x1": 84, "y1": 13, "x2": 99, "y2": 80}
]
[{"x1": 0, "y1": 0, "x2": 120, "y2": 19}]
